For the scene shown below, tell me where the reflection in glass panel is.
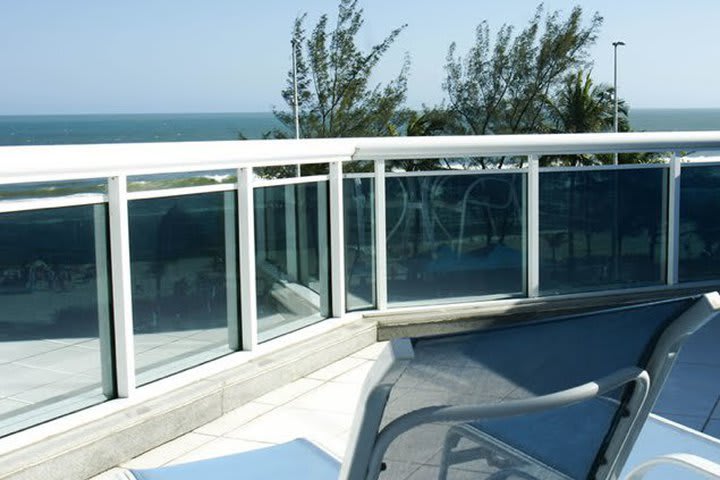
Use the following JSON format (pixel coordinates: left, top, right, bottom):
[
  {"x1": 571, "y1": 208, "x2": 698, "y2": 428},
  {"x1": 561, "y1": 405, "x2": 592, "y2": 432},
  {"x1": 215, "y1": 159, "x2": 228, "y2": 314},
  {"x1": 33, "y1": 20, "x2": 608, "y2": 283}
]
[
  {"x1": 0, "y1": 205, "x2": 113, "y2": 436},
  {"x1": 539, "y1": 168, "x2": 667, "y2": 294},
  {"x1": 128, "y1": 170, "x2": 236, "y2": 192},
  {"x1": 255, "y1": 182, "x2": 330, "y2": 342},
  {"x1": 679, "y1": 165, "x2": 720, "y2": 282},
  {"x1": 386, "y1": 173, "x2": 526, "y2": 304},
  {"x1": 129, "y1": 192, "x2": 238, "y2": 385},
  {"x1": 0, "y1": 179, "x2": 106, "y2": 201},
  {"x1": 344, "y1": 178, "x2": 375, "y2": 311}
]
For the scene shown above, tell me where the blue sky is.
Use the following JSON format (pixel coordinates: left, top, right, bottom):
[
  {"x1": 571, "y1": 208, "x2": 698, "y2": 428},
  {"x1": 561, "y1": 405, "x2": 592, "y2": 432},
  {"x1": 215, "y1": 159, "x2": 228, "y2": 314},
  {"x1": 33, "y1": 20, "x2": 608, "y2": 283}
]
[{"x1": 2, "y1": 0, "x2": 719, "y2": 114}]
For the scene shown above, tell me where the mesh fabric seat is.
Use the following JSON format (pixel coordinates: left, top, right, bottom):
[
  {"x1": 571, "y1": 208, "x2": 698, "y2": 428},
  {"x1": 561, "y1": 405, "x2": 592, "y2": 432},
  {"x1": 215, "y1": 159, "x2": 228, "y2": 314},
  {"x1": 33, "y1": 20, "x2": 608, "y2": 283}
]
[{"x1": 341, "y1": 293, "x2": 720, "y2": 480}]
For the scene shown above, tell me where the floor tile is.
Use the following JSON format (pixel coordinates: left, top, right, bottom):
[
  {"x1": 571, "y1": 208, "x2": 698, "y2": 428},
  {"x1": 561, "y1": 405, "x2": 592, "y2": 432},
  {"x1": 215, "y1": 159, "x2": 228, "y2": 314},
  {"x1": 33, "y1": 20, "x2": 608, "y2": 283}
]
[
  {"x1": 325, "y1": 431, "x2": 351, "y2": 459},
  {"x1": 168, "y1": 437, "x2": 274, "y2": 465},
  {"x1": 653, "y1": 362, "x2": 720, "y2": 418},
  {"x1": 710, "y1": 397, "x2": 720, "y2": 420},
  {"x1": 225, "y1": 407, "x2": 352, "y2": 445},
  {"x1": 121, "y1": 432, "x2": 215, "y2": 469},
  {"x1": 195, "y1": 402, "x2": 275, "y2": 436},
  {"x1": 350, "y1": 342, "x2": 388, "y2": 360},
  {"x1": 681, "y1": 316, "x2": 720, "y2": 365},
  {"x1": 654, "y1": 413, "x2": 707, "y2": 431},
  {"x1": 703, "y1": 419, "x2": 720, "y2": 438},
  {"x1": 88, "y1": 467, "x2": 135, "y2": 480},
  {"x1": 306, "y1": 356, "x2": 367, "y2": 381},
  {"x1": 286, "y1": 381, "x2": 363, "y2": 415},
  {"x1": 254, "y1": 378, "x2": 324, "y2": 406},
  {"x1": 331, "y1": 360, "x2": 373, "y2": 384}
]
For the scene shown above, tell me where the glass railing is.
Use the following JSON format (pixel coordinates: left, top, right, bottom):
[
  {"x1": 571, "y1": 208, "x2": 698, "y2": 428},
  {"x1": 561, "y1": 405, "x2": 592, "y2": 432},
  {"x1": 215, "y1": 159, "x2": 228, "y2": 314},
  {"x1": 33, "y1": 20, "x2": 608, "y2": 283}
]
[
  {"x1": 344, "y1": 176, "x2": 375, "y2": 311},
  {"x1": 679, "y1": 164, "x2": 720, "y2": 282},
  {"x1": 0, "y1": 203, "x2": 113, "y2": 436},
  {"x1": 385, "y1": 170, "x2": 526, "y2": 305},
  {"x1": 254, "y1": 180, "x2": 330, "y2": 342},
  {"x1": 540, "y1": 166, "x2": 668, "y2": 294},
  {"x1": 128, "y1": 191, "x2": 237, "y2": 385},
  {"x1": 1, "y1": 132, "x2": 720, "y2": 437}
]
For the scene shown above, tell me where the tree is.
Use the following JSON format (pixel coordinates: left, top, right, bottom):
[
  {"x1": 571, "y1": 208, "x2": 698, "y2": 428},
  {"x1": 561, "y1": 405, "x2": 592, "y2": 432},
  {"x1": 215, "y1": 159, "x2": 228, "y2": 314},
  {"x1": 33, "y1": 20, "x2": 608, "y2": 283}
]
[
  {"x1": 444, "y1": 5, "x2": 603, "y2": 137},
  {"x1": 545, "y1": 70, "x2": 628, "y2": 166},
  {"x1": 548, "y1": 70, "x2": 623, "y2": 134},
  {"x1": 270, "y1": 0, "x2": 409, "y2": 139}
]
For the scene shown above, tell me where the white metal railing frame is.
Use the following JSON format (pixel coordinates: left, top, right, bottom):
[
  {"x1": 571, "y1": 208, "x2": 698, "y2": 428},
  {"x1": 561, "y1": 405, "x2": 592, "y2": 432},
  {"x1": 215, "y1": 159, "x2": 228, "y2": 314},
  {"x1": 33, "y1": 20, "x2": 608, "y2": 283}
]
[
  {"x1": 1, "y1": 131, "x2": 720, "y2": 415},
  {"x1": 2, "y1": 131, "x2": 720, "y2": 184}
]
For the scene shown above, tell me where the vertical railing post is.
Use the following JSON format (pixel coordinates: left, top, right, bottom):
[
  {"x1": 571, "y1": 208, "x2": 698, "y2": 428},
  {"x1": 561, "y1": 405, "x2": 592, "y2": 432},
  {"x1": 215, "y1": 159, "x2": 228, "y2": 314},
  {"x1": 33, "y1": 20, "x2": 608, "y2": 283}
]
[
  {"x1": 107, "y1": 175, "x2": 135, "y2": 397},
  {"x1": 94, "y1": 204, "x2": 114, "y2": 398},
  {"x1": 318, "y1": 180, "x2": 331, "y2": 318},
  {"x1": 238, "y1": 168, "x2": 258, "y2": 350},
  {"x1": 329, "y1": 161, "x2": 346, "y2": 317},
  {"x1": 527, "y1": 155, "x2": 540, "y2": 298},
  {"x1": 224, "y1": 192, "x2": 240, "y2": 351},
  {"x1": 374, "y1": 159, "x2": 388, "y2": 310},
  {"x1": 667, "y1": 152, "x2": 681, "y2": 285},
  {"x1": 284, "y1": 186, "x2": 298, "y2": 281}
]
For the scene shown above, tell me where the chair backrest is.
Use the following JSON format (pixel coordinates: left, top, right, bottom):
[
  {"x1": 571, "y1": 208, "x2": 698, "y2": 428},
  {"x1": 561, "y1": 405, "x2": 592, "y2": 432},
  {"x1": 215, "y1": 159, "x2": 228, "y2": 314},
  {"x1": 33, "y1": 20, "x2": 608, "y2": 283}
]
[
  {"x1": 341, "y1": 293, "x2": 720, "y2": 480},
  {"x1": 339, "y1": 338, "x2": 415, "y2": 480}
]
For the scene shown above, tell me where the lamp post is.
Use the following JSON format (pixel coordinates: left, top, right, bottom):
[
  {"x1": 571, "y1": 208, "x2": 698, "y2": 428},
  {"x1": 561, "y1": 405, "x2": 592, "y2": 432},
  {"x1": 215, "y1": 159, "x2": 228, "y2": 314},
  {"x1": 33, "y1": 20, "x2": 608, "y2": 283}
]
[
  {"x1": 292, "y1": 39, "x2": 301, "y2": 176},
  {"x1": 611, "y1": 41, "x2": 625, "y2": 278},
  {"x1": 612, "y1": 41, "x2": 625, "y2": 165}
]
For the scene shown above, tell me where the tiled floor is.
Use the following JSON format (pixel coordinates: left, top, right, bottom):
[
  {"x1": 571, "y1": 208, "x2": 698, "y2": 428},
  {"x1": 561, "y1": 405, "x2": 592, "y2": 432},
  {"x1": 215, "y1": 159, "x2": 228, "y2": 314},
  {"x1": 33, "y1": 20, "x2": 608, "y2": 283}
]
[
  {"x1": 90, "y1": 341, "x2": 387, "y2": 479},
  {"x1": 654, "y1": 314, "x2": 720, "y2": 436}
]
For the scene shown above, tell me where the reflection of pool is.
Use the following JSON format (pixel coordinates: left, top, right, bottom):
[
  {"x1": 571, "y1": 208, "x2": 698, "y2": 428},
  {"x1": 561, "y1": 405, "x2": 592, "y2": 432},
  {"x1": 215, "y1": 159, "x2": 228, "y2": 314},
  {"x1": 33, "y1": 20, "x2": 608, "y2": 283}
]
[{"x1": 424, "y1": 244, "x2": 522, "y2": 273}]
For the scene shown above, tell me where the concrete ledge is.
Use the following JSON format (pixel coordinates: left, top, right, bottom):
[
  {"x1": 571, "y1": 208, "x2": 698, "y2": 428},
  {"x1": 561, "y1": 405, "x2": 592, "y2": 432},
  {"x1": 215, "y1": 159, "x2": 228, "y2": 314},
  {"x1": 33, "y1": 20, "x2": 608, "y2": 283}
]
[
  {"x1": 374, "y1": 284, "x2": 720, "y2": 340},
  {"x1": 0, "y1": 317, "x2": 376, "y2": 480}
]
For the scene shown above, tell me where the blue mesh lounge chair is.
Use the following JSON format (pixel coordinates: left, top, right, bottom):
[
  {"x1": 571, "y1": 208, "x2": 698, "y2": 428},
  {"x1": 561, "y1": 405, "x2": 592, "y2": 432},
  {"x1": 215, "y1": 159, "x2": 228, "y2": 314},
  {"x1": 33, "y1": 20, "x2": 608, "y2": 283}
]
[{"x1": 128, "y1": 293, "x2": 720, "y2": 480}]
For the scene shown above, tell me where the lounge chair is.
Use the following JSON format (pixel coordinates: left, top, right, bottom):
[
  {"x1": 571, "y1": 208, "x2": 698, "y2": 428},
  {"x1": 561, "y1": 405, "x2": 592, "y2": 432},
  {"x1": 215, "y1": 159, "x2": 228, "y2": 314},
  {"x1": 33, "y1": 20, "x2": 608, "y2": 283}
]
[{"x1": 129, "y1": 293, "x2": 720, "y2": 480}]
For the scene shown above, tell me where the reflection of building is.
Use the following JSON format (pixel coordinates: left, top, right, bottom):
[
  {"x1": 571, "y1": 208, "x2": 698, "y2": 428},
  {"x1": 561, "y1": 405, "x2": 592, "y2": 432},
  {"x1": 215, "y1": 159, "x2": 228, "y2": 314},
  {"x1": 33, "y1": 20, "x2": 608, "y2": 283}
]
[{"x1": 1, "y1": 133, "x2": 720, "y2": 479}]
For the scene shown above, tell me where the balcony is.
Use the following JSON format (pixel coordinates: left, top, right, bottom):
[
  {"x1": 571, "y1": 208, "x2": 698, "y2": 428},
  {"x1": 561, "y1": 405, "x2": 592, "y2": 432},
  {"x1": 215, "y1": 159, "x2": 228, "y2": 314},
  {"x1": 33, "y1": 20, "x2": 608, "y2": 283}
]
[{"x1": 2, "y1": 132, "x2": 720, "y2": 479}]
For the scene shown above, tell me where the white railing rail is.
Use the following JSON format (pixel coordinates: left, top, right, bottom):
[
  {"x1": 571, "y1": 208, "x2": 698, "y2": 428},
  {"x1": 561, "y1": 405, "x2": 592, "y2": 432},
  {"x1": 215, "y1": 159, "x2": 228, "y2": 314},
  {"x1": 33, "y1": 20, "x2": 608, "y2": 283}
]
[{"x1": 2, "y1": 131, "x2": 720, "y2": 184}]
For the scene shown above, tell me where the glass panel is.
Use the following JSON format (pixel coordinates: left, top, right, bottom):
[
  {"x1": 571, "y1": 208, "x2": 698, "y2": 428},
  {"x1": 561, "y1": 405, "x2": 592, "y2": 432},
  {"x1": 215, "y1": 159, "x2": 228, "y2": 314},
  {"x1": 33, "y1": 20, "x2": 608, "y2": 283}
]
[
  {"x1": 0, "y1": 179, "x2": 105, "y2": 201},
  {"x1": 387, "y1": 156, "x2": 525, "y2": 172},
  {"x1": 255, "y1": 182, "x2": 330, "y2": 342},
  {"x1": 386, "y1": 173, "x2": 526, "y2": 305},
  {"x1": 129, "y1": 192, "x2": 238, "y2": 385},
  {"x1": 0, "y1": 204, "x2": 113, "y2": 436},
  {"x1": 128, "y1": 170, "x2": 235, "y2": 192},
  {"x1": 679, "y1": 165, "x2": 720, "y2": 282},
  {"x1": 344, "y1": 178, "x2": 375, "y2": 311},
  {"x1": 539, "y1": 168, "x2": 667, "y2": 294}
]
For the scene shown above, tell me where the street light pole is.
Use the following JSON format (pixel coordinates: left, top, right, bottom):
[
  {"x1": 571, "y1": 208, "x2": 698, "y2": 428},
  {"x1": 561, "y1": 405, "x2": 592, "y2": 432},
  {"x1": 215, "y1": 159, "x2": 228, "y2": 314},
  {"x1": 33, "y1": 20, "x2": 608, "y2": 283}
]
[
  {"x1": 613, "y1": 41, "x2": 625, "y2": 165},
  {"x1": 291, "y1": 39, "x2": 301, "y2": 140},
  {"x1": 291, "y1": 39, "x2": 301, "y2": 176}
]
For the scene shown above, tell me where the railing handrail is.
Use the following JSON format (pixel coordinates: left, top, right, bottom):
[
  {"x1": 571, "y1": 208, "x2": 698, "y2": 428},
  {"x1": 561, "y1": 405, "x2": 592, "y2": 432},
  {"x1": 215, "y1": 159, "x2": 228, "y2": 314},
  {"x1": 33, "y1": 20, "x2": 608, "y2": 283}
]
[{"x1": 2, "y1": 131, "x2": 720, "y2": 185}]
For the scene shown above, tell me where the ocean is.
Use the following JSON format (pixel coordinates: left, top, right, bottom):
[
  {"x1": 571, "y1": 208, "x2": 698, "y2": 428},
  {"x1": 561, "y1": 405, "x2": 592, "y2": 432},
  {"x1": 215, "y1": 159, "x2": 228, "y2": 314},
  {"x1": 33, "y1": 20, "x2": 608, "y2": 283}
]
[
  {"x1": 0, "y1": 112, "x2": 286, "y2": 146},
  {"x1": 1, "y1": 109, "x2": 719, "y2": 146}
]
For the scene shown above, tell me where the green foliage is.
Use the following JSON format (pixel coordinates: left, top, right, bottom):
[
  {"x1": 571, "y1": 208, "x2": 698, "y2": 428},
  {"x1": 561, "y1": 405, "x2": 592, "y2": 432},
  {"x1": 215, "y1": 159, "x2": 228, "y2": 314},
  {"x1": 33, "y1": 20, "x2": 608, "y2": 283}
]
[
  {"x1": 270, "y1": 0, "x2": 409, "y2": 139},
  {"x1": 444, "y1": 5, "x2": 603, "y2": 135},
  {"x1": 547, "y1": 70, "x2": 623, "y2": 134}
]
